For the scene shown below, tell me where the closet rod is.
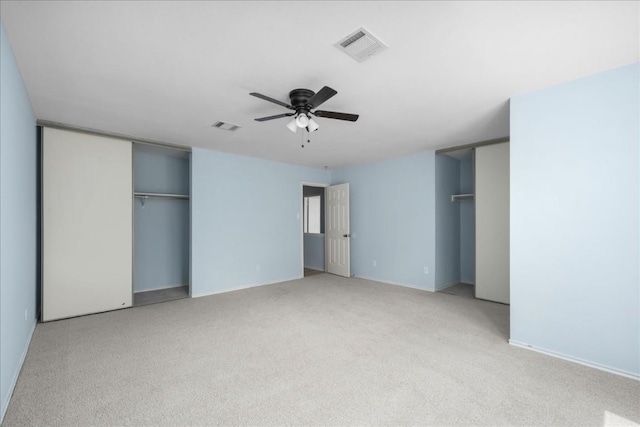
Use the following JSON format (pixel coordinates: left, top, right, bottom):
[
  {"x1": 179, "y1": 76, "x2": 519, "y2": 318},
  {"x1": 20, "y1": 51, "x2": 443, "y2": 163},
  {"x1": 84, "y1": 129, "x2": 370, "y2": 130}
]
[
  {"x1": 134, "y1": 192, "x2": 189, "y2": 207},
  {"x1": 451, "y1": 194, "x2": 474, "y2": 202},
  {"x1": 134, "y1": 192, "x2": 190, "y2": 200}
]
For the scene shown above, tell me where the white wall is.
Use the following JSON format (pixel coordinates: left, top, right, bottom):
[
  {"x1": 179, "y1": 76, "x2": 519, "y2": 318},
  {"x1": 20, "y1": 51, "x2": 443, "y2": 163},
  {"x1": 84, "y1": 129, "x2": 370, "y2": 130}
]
[{"x1": 510, "y1": 62, "x2": 639, "y2": 377}]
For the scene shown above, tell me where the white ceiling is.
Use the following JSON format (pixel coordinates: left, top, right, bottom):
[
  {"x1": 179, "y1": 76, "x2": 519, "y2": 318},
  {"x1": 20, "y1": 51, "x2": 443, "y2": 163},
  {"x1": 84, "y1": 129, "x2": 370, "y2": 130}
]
[{"x1": 1, "y1": 1, "x2": 638, "y2": 169}]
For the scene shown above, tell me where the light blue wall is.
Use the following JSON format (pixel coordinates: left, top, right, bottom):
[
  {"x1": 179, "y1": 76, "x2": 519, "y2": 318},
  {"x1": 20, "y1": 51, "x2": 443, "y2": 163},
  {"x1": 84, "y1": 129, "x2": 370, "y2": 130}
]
[
  {"x1": 134, "y1": 147, "x2": 190, "y2": 194},
  {"x1": 459, "y1": 155, "x2": 475, "y2": 283},
  {"x1": 435, "y1": 154, "x2": 460, "y2": 289},
  {"x1": 134, "y1": 200, "x2": 189, "y2": 291},
  {"x1": 191, "y1": 148, "x2": 330, "y2": 296},
  {"x1": 0, "y1": 23, "x2": 37, "y2": 421},
  {"x1": 303, "y1": 234, "x2": 325, "y2": 270},
  {"x1": 510, "y1": 62, "x2": 640, "y2": 377},
  {"x1": 331, "y1": 152, "x2": 436, "y2": 291},
  {"x1": 133, "y1": 149, "x2": 190, "y2": 292}
]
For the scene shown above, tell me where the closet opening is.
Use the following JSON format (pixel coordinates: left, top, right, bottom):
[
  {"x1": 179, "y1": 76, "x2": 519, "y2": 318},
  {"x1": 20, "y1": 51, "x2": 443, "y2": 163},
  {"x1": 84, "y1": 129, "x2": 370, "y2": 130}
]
[
  {"x1": 133, "y1": 143, "x2": 191, "y2": 306},
  {"x1": 435, "y1": 148, "x2": 476, "y2": 299},
  {"x1": 302, "y1": 183, "x2": 327, "y2": 277},
  {"x1": 435, "y1": 139, "x2": 510, "y2": 305}
]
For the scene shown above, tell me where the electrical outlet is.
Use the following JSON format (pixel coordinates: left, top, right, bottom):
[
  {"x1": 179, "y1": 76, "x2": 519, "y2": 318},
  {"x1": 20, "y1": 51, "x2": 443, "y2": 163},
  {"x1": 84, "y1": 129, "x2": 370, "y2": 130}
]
[
  {"x1": 373, "y1": 260, "x2": 377, "y2": 267},
  {"x1": 424, "y1": 266, "x2": 429, "y2": 275}
]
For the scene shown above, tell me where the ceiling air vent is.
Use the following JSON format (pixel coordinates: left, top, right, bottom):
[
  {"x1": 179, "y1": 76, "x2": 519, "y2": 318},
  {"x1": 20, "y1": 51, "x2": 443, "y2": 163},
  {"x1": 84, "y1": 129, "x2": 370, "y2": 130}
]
[
  {"x1": 212, "y1": 121, "x2": 240, "y2": 131},
  {"x1": 335, "y1": 27, "x2": 388, "y2": 62}
]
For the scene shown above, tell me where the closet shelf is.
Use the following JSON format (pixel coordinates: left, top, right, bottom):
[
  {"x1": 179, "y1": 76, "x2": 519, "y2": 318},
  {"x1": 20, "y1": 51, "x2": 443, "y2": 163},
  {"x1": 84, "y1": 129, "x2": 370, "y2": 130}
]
[
  {"x1": 451, "y1": 194, "x2": 474, "y2": 202},
  {"x1": 134, "y1": 192, "x2": 189, "y2": 199},
  {"x1": 134, "y1": 192, "x2": 190, "y2": 206}
]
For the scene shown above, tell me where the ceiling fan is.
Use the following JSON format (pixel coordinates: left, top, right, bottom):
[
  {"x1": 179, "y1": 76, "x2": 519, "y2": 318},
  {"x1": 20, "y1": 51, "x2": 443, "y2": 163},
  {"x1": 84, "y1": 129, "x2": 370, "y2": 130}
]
[{"x1": 250, "y1": 86, "x2": 359, "y2": 133}]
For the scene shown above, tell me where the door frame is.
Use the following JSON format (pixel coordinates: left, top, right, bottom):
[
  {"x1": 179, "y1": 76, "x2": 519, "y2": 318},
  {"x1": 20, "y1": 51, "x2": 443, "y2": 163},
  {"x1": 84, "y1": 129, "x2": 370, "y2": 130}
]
[{"x1": 300, "y1": 181, "x2": 329, "y2": 277}]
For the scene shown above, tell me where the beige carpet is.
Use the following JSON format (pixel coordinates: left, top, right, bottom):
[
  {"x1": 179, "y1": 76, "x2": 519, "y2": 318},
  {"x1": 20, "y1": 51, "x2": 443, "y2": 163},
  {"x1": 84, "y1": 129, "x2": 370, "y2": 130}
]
[
  {"x1": 439, "y1": 282, "x2": 476, "y2": 299},
  {"x1": 134, "y1": 285, "x2": 190, "y2": 307},
  {"x1": 3, "y1": 274, "x2": 639, "y2": 426},
  {"x1": 304, "y1": 268, "x2": 324, "y2": 277}
]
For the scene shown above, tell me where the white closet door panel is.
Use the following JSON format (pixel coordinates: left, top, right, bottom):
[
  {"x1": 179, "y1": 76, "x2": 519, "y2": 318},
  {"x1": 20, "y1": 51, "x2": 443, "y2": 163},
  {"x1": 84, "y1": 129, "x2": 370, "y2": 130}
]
[
  {"x1": 43, "y1": 128, "x2": 132, "y2": 321},
  {"x1": 475, "y1": 142, "x2": 510, "y2": 304}
]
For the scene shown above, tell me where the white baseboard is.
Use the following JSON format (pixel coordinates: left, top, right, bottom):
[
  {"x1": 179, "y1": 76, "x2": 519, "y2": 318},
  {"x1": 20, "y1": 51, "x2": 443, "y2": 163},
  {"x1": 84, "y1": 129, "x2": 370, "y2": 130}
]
[
  {"x1": 1, "y1": 320, "x2": 36, "y2": 424},
  {"x1": 509, "y1": 340, "x2": 639, "y2": 381},
  {"x1": 303, "y1": 266, "x2": 325, "y2": 272},
  {"x1": 354, "y1": 275, "x2": 435, "y2": 292},
  {"x1": 191, "y1": 276, "x2": 302, "y2": 298}
]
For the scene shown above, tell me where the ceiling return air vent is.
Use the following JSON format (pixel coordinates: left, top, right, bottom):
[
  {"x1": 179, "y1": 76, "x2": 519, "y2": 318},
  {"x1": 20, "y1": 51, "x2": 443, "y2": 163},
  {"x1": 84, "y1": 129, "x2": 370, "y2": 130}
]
[
  {"x1": 335, "y1": 27, "x2": 388, "y2": 62},
  {"x1": 212, "y1": 121, "x2": 240, "y2": 131}
]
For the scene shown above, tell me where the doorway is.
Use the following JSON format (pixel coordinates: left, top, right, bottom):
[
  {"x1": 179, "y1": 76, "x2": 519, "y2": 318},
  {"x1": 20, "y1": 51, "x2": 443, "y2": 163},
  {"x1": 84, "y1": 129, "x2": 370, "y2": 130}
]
[
  {"x1": 133, "y1": 143, "x2": 191, "y2": 306},
  {"x1": 302, "y1": 183, "x2": 327, "y2": 277}
]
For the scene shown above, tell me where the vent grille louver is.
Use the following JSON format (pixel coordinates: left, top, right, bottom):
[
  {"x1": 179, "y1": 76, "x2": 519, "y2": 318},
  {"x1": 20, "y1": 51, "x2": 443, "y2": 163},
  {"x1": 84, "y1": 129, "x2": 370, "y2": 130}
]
[
  {"x1": 335, "y1": 27, "x2": 387, "y2": 62},
  {"x1": 340, "y1": 31, "x2": 366, "y2": 48},
  {"x1": 212, "y1": 121, "x2": 240, "y2": 131}
]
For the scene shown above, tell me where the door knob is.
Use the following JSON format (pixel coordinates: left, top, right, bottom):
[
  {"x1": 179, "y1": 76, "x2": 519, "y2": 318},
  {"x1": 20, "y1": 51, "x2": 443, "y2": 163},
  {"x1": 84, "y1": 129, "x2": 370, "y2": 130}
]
[{"x1": 343, "y1": 234, "x2": 350, "y2": 238}]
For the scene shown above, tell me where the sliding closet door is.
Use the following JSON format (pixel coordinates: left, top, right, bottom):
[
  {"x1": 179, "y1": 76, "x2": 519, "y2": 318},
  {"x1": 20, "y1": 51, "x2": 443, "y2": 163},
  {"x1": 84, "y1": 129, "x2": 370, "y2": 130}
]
[
  {"x1": 42, "y1": 128, "x2": 132, "y2": 321},
  {"x1": 475, "y1": 142, "x2": 510, "y2": 304}
]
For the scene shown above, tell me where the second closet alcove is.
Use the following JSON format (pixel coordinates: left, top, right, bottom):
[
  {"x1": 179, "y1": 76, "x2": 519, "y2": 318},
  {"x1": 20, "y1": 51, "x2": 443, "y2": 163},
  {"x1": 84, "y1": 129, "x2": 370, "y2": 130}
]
[
  {"x1": 435, "y1": 148, "x2": 475, "y2": 297},
  {"x1": 133, "y1": 143, "x2": 191, "y2": 306},
  {"x1": 435, "y1": 141, "x2": 510, "y2": 304}
]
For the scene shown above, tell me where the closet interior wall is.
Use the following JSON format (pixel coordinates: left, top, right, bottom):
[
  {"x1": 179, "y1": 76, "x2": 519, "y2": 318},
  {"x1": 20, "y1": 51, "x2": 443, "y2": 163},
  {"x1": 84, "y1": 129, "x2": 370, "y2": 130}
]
[
  {"x1": 133, "y1": 144, "x2": 190, "y2": 299},
  {"x1": 459, "y1": 153, "x2": 475, "y2": 284}
]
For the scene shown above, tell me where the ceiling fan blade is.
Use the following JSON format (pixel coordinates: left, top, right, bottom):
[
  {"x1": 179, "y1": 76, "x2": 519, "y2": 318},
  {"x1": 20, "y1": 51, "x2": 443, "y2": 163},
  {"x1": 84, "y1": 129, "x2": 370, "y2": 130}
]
[
  {"x1": 249, "y1": 92, "x2": 294, "y2": 110},
  {"x1": 254, "y1": 113, "x2": 295, "y2": 122},
  {"x1": 307, "y1": 86, "x2": 337, "y2": 109},
  {"x1": 313, "y1": 110, "x2": 359, "y2": 122}
]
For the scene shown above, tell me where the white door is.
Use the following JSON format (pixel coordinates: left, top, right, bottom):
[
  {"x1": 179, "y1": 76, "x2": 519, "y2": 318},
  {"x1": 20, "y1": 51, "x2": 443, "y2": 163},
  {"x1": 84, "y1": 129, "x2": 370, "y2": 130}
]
[
  {"x1": 475, "y1": 142, "x2": 510, "y2": 304},
  {"x1": 42, "y1": 127, "x2": 133, "y2": 321},
  {"x1": 325, "y1": 183, "x2": 350, "y2": 277}
]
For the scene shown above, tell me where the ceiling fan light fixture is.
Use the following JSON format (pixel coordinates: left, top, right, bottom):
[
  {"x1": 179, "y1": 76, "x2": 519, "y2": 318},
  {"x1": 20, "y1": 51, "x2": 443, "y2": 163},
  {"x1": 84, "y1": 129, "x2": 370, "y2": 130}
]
[
  {"x1": 286, "y1": 118, "x2": 298, "y2": 133},
  {"x1": 295, "y1": 113, "x2": 309, "y2": 128},
  {"x1": 307, "y1": 117, "x2": 319, "y2": 132},
  {"x1": 250, "y1": 86, "x2": 359, "y2": 135}
]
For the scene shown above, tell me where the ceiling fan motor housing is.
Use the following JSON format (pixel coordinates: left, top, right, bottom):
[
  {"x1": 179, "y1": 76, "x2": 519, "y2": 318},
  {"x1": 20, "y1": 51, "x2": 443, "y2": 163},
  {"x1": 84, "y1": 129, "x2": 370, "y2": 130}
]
[
  {"x1": 251, "y1": 86, "x2": 358, "y2": 124},
  {"x1": 289, "y1": 88, "x2": 315, "y2": 113}
]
